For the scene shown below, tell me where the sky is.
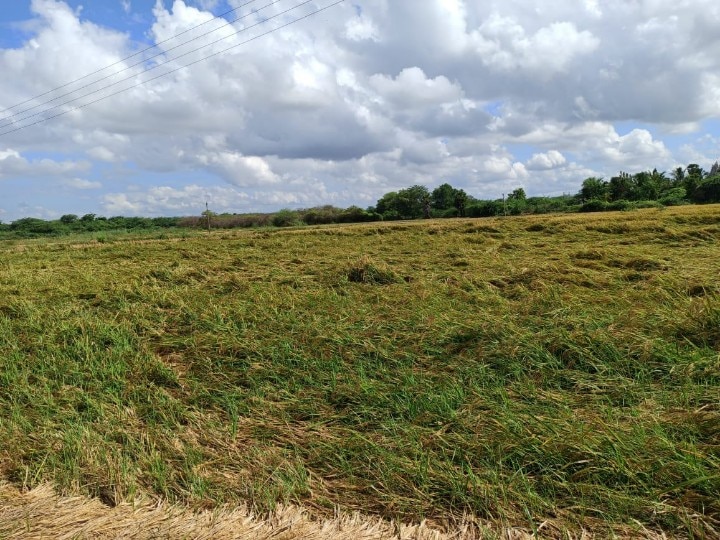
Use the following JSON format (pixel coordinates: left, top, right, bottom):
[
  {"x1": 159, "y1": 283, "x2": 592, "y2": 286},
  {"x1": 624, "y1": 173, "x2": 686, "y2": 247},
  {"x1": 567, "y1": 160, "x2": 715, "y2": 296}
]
[{"x1": 1, "y1": 0, "x2": 720, "y2": 221}]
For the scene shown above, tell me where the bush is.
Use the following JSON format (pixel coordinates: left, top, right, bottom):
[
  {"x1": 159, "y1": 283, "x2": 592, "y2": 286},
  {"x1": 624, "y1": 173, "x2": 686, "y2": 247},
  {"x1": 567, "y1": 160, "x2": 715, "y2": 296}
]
[
  {"x1": 466, "y1": 201, "x2": 501, "y2": 217},
  {"x1": 606, "y1": 200, "x2": 631, "y2": 211},
  {"x1": 579, "y1": 199, "x2": 608, "y2": 212},
  {"x1": 338, "y1": 206, "x2": 380, "y2": 223},
  {"x1": 630, "y1": 200, "x2": 663, "y2": 209},
  {"x1": 271, "y1": 209, "x2": 302, "y2": 227},
  {"x1": 435, "y1": 208, "x2": 459, "y2": 218}
]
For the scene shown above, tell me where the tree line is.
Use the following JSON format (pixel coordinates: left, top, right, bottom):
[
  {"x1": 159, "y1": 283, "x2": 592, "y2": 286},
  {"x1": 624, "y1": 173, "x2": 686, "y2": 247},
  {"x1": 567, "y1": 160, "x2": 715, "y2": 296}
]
[
  {"x1": 2, "y1": 161, "x2": 719, "y2": 238},
  {"x1": 0, "y1": 214, "x2": 179, "y2": 239}
]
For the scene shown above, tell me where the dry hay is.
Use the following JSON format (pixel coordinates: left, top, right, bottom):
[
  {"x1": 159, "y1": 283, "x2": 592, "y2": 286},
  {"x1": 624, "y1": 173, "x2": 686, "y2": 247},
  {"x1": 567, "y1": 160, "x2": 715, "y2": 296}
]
[
  {"x1": 0, "y1": 483, "x2": 508, "y2": 540},
  {"x1": 0, "y1": 482, "x2": 674, "y2": 539}
]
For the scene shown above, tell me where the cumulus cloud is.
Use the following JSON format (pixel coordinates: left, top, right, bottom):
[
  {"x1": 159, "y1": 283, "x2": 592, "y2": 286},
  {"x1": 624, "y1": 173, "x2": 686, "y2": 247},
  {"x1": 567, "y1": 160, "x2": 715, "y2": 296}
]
[
  {"x1": 470, "y1": 16, "x2": 599, "y2": 74},
  {"x1": 0, "y1": 148, "x2": 90, "y2": 179},
  {"x1": 526, "y1": 151, "x2": 567, "y2": 170},
  {"x1": 62, "y1": 177, "x2": 102, "y2": 189},
  {"x1": 370, "y1": 68, "x2": 463, "y2": 107},
  {"x1": 603, "y1": 129, "x2": 671, "y2": 168},
  {"x1": 103, "y1": 184, "x2": 248, "y2": 215},
  {"x1": 1, "y1": 0, "x2": 720, "y2": 219},
  {"x1": 196, "y1": 152, "x2": 281, "y2": 187}
]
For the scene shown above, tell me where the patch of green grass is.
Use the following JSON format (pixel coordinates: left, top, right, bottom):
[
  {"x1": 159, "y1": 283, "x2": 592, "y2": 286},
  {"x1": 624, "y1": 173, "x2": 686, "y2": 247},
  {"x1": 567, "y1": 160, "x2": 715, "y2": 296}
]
[{"x1": 1, "y1": 205, "x2": 719, "y2": 536}]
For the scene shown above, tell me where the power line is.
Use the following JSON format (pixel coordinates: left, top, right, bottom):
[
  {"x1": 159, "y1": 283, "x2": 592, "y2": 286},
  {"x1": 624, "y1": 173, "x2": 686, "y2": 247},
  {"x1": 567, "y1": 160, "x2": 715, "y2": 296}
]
[
  {"x1": 0, "y1": 0, "x2": 296, "y2": 128},
  {"x1": 0, "y1": 0, "x2": 261, "y2": 115},
  {"x1": 0, "y1": 0, "x2": 345, "y2": 138}
]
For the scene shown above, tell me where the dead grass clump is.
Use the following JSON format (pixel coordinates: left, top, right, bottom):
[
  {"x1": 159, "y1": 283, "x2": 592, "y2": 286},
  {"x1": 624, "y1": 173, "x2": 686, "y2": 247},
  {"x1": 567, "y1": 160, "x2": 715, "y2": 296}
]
[
  {"x1": 0, "y1": 483, "x2": 492, "y2": 540},
  {"x1": 673, "y1": 214, "x2": 720, "y2": 225},
  {"x1": 676, "y1": 300, "x2": 720, "y2": 349},
  {"x1": 587, "y1": 224, "x2": 631, "y2": 234},
  {"x1": 621, "y1": 258, "x2": 668, "y2": 272},
  {"x1": 346, "y1": 256, "x2": 402, "y2": 285},
  {"x1": 464, "y1": 225, "x2": 502, "y2": 234},
  {"x1": 573, "y1": 250, "x2": 606, "y2": 261},
  {"x1": 687, "y1": 284, "x2": 719, "y2": 297}
]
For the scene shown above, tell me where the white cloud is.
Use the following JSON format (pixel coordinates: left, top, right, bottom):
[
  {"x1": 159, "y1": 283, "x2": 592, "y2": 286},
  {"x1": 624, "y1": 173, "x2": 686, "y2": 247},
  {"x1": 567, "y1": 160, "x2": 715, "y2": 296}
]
[
  {"x1": 1, "y1": 0, "x2": 720, "y2": 220},
  {"x1": 603, "y1": 129, "x2": 670, "y2": 167},
  {"x1": 526, "y1": 150, "x2": 567, "y2": 170},
  {"x1": 469, "y1": 16, "x2": 599, "y2": 74},
  {"x1": 0, "y1": 148, "x2": 90, "y2": 179},
  {"x1": 87, "y1": 146, "x2": 116, "y2": 161},
  {"x1": 62, "y1": 177, "x2": 102, "y2": 189},
  {"x1": 345, "y1": 15, "x2": 379, "y2": 42},
  {"x1": 103, "y1": 184, "x2": 249, "y2": 215},
  {"x1": 482, "y1": 155, "x2": 528, "y2": 179},
  {"x1": 196, "y1": 152, "x2": 280, "y2": 187},
  {"x1": 370, "y1": 68, "x2": 463, "y2": 107}
]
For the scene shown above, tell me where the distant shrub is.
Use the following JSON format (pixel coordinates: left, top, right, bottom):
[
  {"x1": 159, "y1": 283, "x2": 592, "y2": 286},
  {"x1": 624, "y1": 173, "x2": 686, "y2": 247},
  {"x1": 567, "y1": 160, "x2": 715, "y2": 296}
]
[
  {"x1": 579, "y1": 199, "x2": 608, "y2": 212},
  {"x1": 338, "y1": 206, "x2": 381, "y2": 223},
  {"x1": 606, "y1": 200, "x2": 631, "y2": 211},
  {"x1": 466, "y1": 201, "x2": 501, "y2": 217},
  {"x1": 630, "y1": 200, "x2": 663, "y2": 209},
  {"x1": 271, "y1": 209, "x2": 302, "y2": 227}
]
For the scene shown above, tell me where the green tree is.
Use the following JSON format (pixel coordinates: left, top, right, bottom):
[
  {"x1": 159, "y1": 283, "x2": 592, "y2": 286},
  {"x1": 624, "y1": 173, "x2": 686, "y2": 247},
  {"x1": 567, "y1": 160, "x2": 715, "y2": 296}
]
[
  {"x1": 632, "y1": 170, "x2": 668, "y2": 200},
  {"x1": 60, "y1": 214, "x2": 78, "y2": 224},
  {"x1": 431, "y1": 183, "x2": 457, "y2": 210},
  {"x1": 453, "y1": 189, "x2": 468, "y2": 217},
  {"x1": 609, "y1": 173, "x2": 634, "y2": 201},
  {"x1": 379, "y1": 185, "x2": 431, "y2": 219},
  {"x1": 580, "y1": 177, "x2": 609, "y2": 201},
  {"x1": 671, "y1": 167, "x2": 685, "y2": 187},
  {"x1": 693, "y1": 175, "x2": 720, "y2": 203},
  {"x1": 506, "y1": 187, "x2": 528, "y2": 215},
  {"x1": 685, "y1": 164, "x2": 705, "y2": 197},
  {"x1": 376, "y1": 191, "x2": 401, "y2": 219},
  {"x1": 508, "y1": 187, "x2": 527, "y2": 201}
]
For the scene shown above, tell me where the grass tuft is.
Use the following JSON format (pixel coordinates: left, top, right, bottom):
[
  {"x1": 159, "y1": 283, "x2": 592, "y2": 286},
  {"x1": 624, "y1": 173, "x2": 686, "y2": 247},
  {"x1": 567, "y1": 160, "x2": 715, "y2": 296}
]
[{"x1": 346, "y1": 255, "x2": 402, "y2": 285}]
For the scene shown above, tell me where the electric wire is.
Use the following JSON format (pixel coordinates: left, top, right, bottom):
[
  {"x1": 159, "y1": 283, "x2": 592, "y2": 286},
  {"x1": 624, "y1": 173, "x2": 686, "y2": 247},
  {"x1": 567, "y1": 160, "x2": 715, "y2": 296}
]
[
  {"x1": 0, "y1": 0, "x2": 345, "y2": 137},
  {"x1": 0, "y1": 0, "x2": 300, "y2": 128},
  {"x1": 0, "y1": 0, "x2": 262, "y2": 114}
]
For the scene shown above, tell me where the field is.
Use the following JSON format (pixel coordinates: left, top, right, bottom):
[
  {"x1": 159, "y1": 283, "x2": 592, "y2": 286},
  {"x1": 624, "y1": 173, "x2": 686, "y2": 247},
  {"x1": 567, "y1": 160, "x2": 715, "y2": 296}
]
[{"x1": 1, "y1": 206, "x2": 719, "y2": 538}]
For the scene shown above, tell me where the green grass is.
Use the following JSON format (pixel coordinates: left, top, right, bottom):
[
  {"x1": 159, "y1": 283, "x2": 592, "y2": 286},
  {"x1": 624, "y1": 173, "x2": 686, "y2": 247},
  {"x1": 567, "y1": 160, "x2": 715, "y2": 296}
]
[{"x1": 1, "y1": 206, "x2": 719, "y2": 536}]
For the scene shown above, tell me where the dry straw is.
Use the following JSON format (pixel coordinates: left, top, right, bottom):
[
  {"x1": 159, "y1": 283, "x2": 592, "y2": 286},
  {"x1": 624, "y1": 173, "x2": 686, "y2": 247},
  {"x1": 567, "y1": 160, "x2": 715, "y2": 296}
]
[
  {"x1": 0, "y1": 483, "x2": 671, "y2": 539},
  {"x1": 0, "y1": 483, "x2": 495, "y2": 540}
]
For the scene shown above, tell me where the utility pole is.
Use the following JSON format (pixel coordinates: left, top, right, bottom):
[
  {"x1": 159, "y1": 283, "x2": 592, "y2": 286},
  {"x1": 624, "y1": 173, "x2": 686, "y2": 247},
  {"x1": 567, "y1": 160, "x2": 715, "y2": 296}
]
[
  {"x1": 205, "y1": 201, "x2": 211, "y2": 233},
  {"x1": 502, "y1": 193, "x2": 508, "y2": 216}
]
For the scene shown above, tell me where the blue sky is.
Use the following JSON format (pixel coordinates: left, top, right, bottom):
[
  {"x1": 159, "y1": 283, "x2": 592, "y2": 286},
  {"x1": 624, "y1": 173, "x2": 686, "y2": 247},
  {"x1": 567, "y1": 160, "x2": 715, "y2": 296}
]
[{"x1": 1, "y1": 0, "x2": 720, "y2": 220}]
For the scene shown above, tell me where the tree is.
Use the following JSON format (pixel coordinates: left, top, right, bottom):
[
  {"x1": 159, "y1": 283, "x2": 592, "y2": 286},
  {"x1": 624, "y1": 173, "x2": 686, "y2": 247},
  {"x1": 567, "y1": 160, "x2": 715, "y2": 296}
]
[
  {"x1": 376, "y1": 191, "x2": 400, "y2": 218},
  {"x1": 431, "y1": 183, "x2": 457, "y2": 210},
  {"x1": 452, "y1": 189, "x2": 468, "y2": 217},
  {"x1": 634, "y1": 171, "x2": 657, "y2": 200},
  {"x1": 505, "y1": 187, "x2": 528, "y2": 215},
  {"x1": 379, "y1": 185, "x2": 430, "y2": 219},
  {"x1": 580, "y1": 177, "x2": 609, "y2": 201},
  {"x1": 609, "y1": 172, "x2": 634, "y2": 201},
  {"x1": 671, "y1": 166, "x2": 685, "y2": 186},
  {"x1": 693, "y1": 175, "x2": 720, "y2": 203},
  {"x1": 400, "y1": 185, "x2": 431, "y2": 219},
  {"x1": 507, "y1": 187, "x2": 527, "y2": 201},
  {"x1": 685, "y1": 164, "x2": 705, "y2": 197},
  {"x1": 421, "y1": 191, "x2": 431, "y2": 219},
  {"x1": 60, "y1": 214, "x2": 78, "y2": 224}
]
